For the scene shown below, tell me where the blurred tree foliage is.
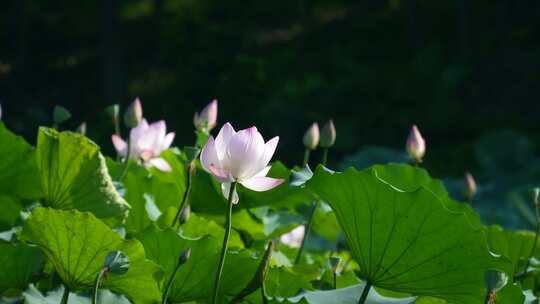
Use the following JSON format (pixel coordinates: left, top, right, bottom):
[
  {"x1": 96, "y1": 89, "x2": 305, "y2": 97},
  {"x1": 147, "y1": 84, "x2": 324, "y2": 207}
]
[{"x1": 1, "y1": 0, "x2": 540, "y2": 175}]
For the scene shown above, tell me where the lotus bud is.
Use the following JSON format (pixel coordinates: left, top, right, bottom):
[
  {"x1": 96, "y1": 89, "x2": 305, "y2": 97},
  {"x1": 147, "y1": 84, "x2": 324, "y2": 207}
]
[
  {"x1": 406, "y1": 125, "x2": 426, "y2": 163},
  {"x1": 329, "y1": 256, "x2": 341, "y2": 273},
  {"x1": 53, "y1": 106, "x2": 72, "y2": 126},
  {"x1": 320, "y1": 120, "x2": 336, "y2": 148},
  {"x1": 303, "y1": 123, "x2": 320, "y2": 150},
  {"x1": 178, "y1": 248, "x2": 192, "y2": 265},
  {"x1": 485, "y1": 269, "x2": 508, "y2": 293},
  {"x1": 179, "y1": 204, "x2": 191, "y2": 225},
  {"x1": 532, "y1": 187, "x2": 540, "y2": 206},
  {"x1": 77, "y1": 122, "x2": 87, "y2": 136},
  {"x1": 463, "y1": 172, "x2": 477, "y2": 201},
  {"x1": 193, "y1": 99, "x2": 218, "y2": 131},
  {"x1": 123, "y1": 97, "x2": 143, "y2": 129},
  {"x1": 104, "y1": 251, "x2": 130, "y2": 275},
  {"x1": 106, "y1": 104, "x2": 120, "y2": 124}
]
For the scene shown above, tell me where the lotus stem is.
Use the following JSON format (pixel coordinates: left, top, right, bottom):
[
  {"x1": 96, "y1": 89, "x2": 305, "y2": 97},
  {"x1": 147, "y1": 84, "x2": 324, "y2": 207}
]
[
  {"x1": 60, "y1": 285, "x2": 70, "y2": 304},
  {"x1": 521, "y1": 199, "x2": 540, "y2": 277},
  {"x1": 118, "y1": 137, "x2": 131, "y2": 181},
  {"x1": 294, "y1": 200, "x2": 319, "y2": 264},
  {"x1": 213, "y1": 182, "x2": 237, "y2": 304},
  {"x1": 162, "y1": 259, "x2": 182, "y2": 304},
  {"x1": 358, "y1": 281, "x2": 371, "y2": 304},
  {"x1": 322, "y1": 148, "x2": 328, "y2": 167},
  {"x1": 92, "y1": 268, "x2": 107, "y2": 304},
  {"x1": 172, "y1": 164, "x2": 193, "y2": 227},
  {"x1": 303, "y1": 149, "x2": 311, "y2": 167}
]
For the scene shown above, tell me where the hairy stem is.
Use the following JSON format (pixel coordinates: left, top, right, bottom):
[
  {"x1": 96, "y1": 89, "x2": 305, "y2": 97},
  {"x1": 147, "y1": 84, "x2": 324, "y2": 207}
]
[
  {"x1": 261, "y1": 283, "x2": 268, "y2": 304},
  {"x1": 92, "y1": 268, "x2": 107, "y2": 304},
  {"x1": 172, "y1": 164, "x2": 193, "y2": 227},
  {"x1": 294, "y1": 200, "x2": 319, "y2": 264},
  {"x1": 358, "y1": 281, "x2": 371, "y2": 304},
  {"x1": 118, "y1": 137, "x2": 131, "y2": 181},
  {"x1": 303, "y1": 149, "x2": 311, "y2": 167},
  {"x1": 213, "y1": 182, "x2": 237, "y2": 304},
  {"x1": 322, "y1": 148, "x2": 328, "y2": 167},
  {"x1": 162, "y1": 258, "x2": 184, "y2": 304},
  {"x1": 60, "y1": 285, "x2": 70, "y2": 304}
]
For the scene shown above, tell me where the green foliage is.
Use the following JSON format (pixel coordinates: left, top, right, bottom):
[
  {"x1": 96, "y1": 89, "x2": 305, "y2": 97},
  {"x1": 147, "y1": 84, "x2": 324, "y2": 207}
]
[
  {"x1": 306, "y1": 165, "x2": 511, "y2": 304},
  {"x1": 0, "y1": 242, "x2": 43, "y2": 295},
  {"x1": 36, "y1": 128, "x2": 129, "y2": 224},
  {"x1": 19, "y1": 208, "x2": 162, "y2": 303}
]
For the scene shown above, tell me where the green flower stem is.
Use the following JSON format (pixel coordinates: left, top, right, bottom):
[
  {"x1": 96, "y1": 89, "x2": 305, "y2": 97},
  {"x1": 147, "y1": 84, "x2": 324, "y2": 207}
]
[
  {"x1": 358, "y1": 281, "x2": 372, "y2": 304},
  {"x1": 162, "y1": 258, "x2": 184, "y2": 304},
  {"x1": 522, "y1": 200, "x2": 540, "y2": 276},
  {"x1": 294, "y1": 200, "x2": 319, "y2": 265},
  {"x1": 212, "y1": 182, "x2": 237, "y2": 304},
  {"x1": 172, "y1": 163, "x2": 193, "y2": 227},
  {"x1": 118, "y1": 137, "x2": 131, "y2": 181},
  {"x1": 60, "y1": 285, "x2": 70, "y2": 304},
  {"x1": 92, "y1": 268, "x2": 107, "y2": 304},
  {"x1": 322, "y1": 148, "x2": 328, "y2": 167},
  {"x1": 261, "y1": 283, "x2": 268, "y2": 304},
  {"x1": 333, "y1": 271, "x2": 337, "y2": 289},
  {"x1": 303, "y1": 149, "x2": 311, "y2": 166},
  {"x1": 484, "y1": 290, "x2": 492, "y2": 304}
]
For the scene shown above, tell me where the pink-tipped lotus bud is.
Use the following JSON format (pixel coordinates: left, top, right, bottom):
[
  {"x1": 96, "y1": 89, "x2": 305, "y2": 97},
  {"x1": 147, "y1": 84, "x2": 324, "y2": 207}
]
[
  {"x1": 464, "y1": 172, "x2": 477, "y2": 200},
  {"x1": 320, "y1": 119, "x2": 336, "y2": 148},
  {"x1": 406, "y1": 125, "x2": 426, "y2": 163},
  {"x1": 531, "y1": 187, "x2": 540, "y2": 206},
  {"x1": 124, "y1": 97, "x2": 143, "y2": 129},
  {"x1": 194, "y1": 99, "x2": 218, "y2": 131},
  {"x1": 77, "y1": 122, "x2": 87, "y2": 136},
  {"x1": 303, "y1": 123, "x2": 320, "y2": 150}
]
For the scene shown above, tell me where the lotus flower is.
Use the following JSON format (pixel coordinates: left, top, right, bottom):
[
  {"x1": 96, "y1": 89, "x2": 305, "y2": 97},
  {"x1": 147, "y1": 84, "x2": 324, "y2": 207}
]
[
  {"x1": 194, "y1": 99, "x2": 218, "y2": 131},
  {"x1": 280, "y1": 225, "x2": 305, "y2": 248},
  {"x1": 464, "y1": 172, "x2": 477, "y2": 200},
  {"x1": 112, "y1": 119, "x2": 175, "y2": 172},
  {"x1": 200, "y1": 123, "x2": 284, "y2": 204},
  {"x1": 406, "y1": 124, "x2": 426, "y2": 163}
]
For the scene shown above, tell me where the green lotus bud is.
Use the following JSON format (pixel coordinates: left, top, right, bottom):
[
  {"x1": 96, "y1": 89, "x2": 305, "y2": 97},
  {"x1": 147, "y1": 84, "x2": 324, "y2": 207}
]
[
  {"x1": 178, "y1": 248, "x2": 192, "y2": 265},
  {"x1": 77, "y1": 122, "x2": 87, "y2": 136},
  {"x1": 329, "y1": 256, "x2": 341, "y2": 272},
  {"x1": 320, "y1": 120, "x2": 336, "y2": 148},
  {"x1": 106, "y1": 104, "x2": 120, "y2": 123},
  {"x1": 179, "y1": 204, "x2": 191, "y2": 225},
  {"x1": 532, "y1": 187, "x2": 540, "y2": 206},
  {"x1": 303, "y1": 122, "x2": 320, "y2": 150},
  {"x1": 484, "y1": 269, "x2": 508, "y2": 293},
  {"x1": 123, "y1": 97, "x2": 143, "y2": 128},
  {"x1": 53, "y1": 106, "x2": 71, "y2": 126},
  {"x1": 104, "y1": 251, "x2": 129, "y2": 275}
]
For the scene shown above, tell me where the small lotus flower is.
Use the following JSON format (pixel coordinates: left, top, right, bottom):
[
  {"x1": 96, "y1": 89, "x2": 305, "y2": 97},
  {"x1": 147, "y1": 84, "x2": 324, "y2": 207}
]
[
  {"x1": 112, "y1": 119, "x2": 175, "y2": 171},
  {"x1": 200, "y1": 123, "x2": 284, "y2": 204},
  {"x1": 280, "y1": 225, "x2": 305, "y2": 248},
  {"x1": 194, "y1": 99, "x2": 218, "y2": 131},
  {"x1": 303, "y1": 123, "x2": 320, "y2": 150},
  {"x1": 320, "y1": 119, "x2": 336, "y2": 148},
  {"x1": 406, "y1": 125, "x2": 426, "y2": 163},
  {"x1": 124, "y1": 97, "x2": 143, "y2": 128},
  {"x1": 464, "y1": 172, "x2": 477, "y2": 200}
]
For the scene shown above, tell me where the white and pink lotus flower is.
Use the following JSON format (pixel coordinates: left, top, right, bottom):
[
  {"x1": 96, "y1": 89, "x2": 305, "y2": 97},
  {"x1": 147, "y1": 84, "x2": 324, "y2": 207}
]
[
  {"x1": 200, "y1": 122, "x2": 284, "y2": 204},
  {"x1": 280, "y1": 225, "x2": 305, "y2": 248},
  {"x1": 112, "y1": 119, "x2": 175, "y2": 172}
]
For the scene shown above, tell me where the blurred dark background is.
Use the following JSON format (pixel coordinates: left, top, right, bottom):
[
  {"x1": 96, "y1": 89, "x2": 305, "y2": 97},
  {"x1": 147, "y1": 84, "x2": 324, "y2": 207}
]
[{"x1": 1, "y1": 0, "x2": 540, "y2": 180}]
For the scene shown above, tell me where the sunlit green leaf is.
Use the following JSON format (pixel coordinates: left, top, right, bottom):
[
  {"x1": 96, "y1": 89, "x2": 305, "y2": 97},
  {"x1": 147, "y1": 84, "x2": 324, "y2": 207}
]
[
  {"x1": 20, "y1": 208, "x2": 161, "y2": 303},
  {"x1": 0, "y1": 242, "x2": 43, "y2": 295},
  {"x1": 306, "y1": 165, "x2": 511, "y2": 304},
  {"x1": 36, "y1": 128, "x2": 129, "y2": 224}
]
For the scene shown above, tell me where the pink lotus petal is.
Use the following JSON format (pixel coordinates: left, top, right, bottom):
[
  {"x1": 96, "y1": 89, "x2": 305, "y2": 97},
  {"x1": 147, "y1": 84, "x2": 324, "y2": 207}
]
[
  {"x1": 148, "y1": 157, "x2": 172, "y2": 172},
  {"x1": 200, "y1": 136, "x2": 220, "y2": 172},
  {"x1": 240, "y1": 176, "x2": 284, "y2": 192},
  {"x1": 226, "y1": 126, "x2": 266, "y2": 179},
  {"x1": 214, "y1": 123, "x2": 236, "y2": 158},
  {"x1": 112, "y1": 134, "x2": 127, "y2": 156},
  {"x1": 260, "y1": 136, "x2": 279, "y2": 169},
  {"x1": 162, "y1": 132, "x2": 175, "y2": 150},
  {"x1": 221, "y1": 182, "x2": 239, "y2": 204},
  {"x1": 209, "y1": 164, "x2": 234, "y2": 183}
]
